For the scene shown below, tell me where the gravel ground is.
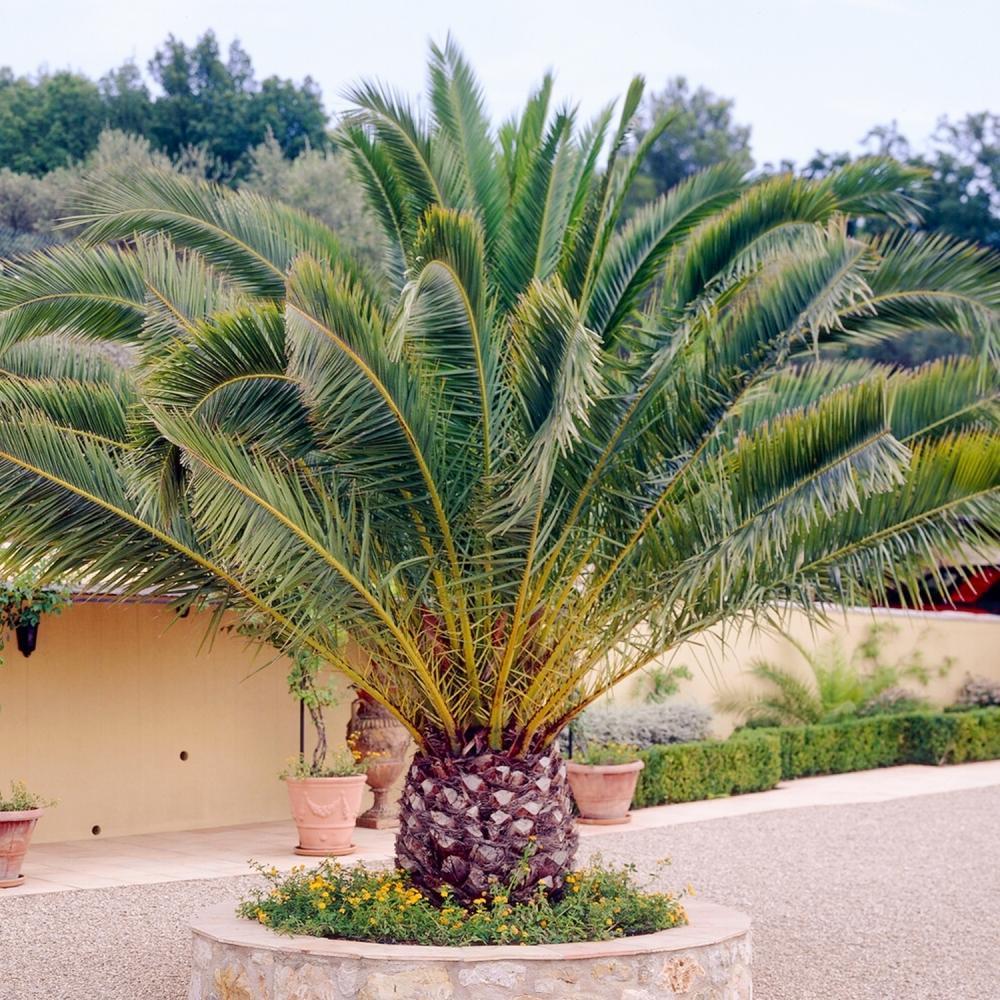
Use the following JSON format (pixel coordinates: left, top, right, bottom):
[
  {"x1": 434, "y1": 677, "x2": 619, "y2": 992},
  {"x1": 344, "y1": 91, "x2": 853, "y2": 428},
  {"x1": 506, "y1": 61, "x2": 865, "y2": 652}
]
[{"x1": 1, "y1": 786, "x2": 997, "y2": 1000}]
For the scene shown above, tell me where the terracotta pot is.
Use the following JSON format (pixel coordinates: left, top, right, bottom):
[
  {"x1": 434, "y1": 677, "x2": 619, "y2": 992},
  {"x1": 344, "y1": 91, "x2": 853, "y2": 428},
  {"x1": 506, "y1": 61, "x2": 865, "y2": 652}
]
[
  {"x1": 0, "y1": 808, "x2": 44, "y2": 887},
  {"x1": 346, "y1": 696, "x2": 410, "y2": 829},
  {"x1": 567, "y1": 760, "x2": 644, "y2": 825},
  {"x1": 285, "y1": 776, "x2": 367, "y2": 857}
]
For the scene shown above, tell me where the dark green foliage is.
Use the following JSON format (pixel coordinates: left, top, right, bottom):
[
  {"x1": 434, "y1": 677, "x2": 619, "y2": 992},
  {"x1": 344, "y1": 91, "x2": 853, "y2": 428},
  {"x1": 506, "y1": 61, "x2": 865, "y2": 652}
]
[
  {"x1": 0, "y1": 32, "x2": 327, "y2": 178},
  {"x1": 625, "y1": 77, "x2": 753, "y2": 213},
  {"x1": 633, "y1": 733, "x2": 782, "y2": 807},
  {"x1": 741, "y1": 708, "x2": 1000, "y2": 779},
  {"x1": 0, "y1": 70, "x2": 105, "y2": 174}
]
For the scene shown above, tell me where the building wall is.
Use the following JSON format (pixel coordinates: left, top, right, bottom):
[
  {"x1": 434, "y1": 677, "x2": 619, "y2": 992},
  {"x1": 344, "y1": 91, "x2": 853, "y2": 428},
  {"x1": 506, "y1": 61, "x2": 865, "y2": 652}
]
[
  {"x1": 1, "y1": 600, "x2": 997, "y2": 844},
  {"x1": 606, "y1": 606, "x2": 1000, "y2": 736},
  {"x1": 0, "y1": 601, "x2": 355, "y2": 844}
]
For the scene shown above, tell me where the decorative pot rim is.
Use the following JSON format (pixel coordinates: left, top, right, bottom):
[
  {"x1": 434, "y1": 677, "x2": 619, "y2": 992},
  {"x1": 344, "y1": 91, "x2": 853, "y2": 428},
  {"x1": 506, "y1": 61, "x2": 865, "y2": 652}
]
[
  {"x1": 567, "y1": 760, "x2": 644, "y2": 774},
  {"x1": 283, "y1": 774, "x2": 369, "y2": 786},
  {"x1": 192, "y1": 898, "x2": 748, "y2": 962},
  {"x1": 0, "y1": 807, "x2": 45, "y2": 822}
]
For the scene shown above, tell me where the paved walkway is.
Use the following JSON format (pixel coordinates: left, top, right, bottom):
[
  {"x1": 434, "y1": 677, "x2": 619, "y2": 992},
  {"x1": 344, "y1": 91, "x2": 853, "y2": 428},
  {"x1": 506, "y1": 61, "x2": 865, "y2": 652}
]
[{"x1": 5, "y1": 759, "x2": 1000, "y2": 896}]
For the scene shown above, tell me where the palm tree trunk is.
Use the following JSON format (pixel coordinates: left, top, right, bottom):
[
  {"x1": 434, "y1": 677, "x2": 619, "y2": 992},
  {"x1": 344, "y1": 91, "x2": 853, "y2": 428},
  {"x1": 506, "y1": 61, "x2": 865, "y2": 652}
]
[{"x1": 395, "y1": 747, "x2": 577, "y2": 904}]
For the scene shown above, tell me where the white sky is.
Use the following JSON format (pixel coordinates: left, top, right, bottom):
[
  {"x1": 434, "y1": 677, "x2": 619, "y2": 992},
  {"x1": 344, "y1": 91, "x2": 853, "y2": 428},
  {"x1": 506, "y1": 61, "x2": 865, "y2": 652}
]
[{"x1": 2, "y1": 0, "x2": 997, "y2": 166}]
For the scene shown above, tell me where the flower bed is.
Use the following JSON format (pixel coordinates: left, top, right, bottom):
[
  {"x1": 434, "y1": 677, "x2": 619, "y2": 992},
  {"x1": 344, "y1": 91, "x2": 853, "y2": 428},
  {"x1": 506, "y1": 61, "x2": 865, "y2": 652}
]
[{"x1": 237, "y1": 859, "x2": 686, "y2": 946}]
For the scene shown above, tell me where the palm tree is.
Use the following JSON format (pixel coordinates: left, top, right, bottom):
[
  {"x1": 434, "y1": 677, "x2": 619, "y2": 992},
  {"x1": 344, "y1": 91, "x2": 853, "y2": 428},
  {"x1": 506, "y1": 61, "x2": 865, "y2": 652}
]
[{"x1": 0, "y1": 40, "x2": 998, "y2": 903}]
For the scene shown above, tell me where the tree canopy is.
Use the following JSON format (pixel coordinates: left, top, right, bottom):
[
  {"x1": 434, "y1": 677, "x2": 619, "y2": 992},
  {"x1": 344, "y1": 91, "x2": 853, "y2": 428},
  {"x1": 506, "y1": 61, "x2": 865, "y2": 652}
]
[{"x1": 0, "y1": 31, "x2": 327, "y2": 177}]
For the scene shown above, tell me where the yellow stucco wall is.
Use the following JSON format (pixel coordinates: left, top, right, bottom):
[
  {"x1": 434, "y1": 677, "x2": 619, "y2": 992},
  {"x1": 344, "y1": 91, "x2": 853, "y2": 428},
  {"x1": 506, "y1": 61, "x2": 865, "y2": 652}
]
[
  {"x1": 607, "y1": 606, "x2": 1000, "y2": 736},
  {"x1": 0, "y1": 601, "x2": 354, "y2": 843},
  {"x1": 1, "y1": 600, "x2": 998, "y2": 843}
]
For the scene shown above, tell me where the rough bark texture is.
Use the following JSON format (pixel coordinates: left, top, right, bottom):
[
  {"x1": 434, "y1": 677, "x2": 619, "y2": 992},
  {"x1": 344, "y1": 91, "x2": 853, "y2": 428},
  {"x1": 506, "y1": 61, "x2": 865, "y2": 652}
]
[{"x1": 395, "y1": 748, "x2": 578, "y2": 904}]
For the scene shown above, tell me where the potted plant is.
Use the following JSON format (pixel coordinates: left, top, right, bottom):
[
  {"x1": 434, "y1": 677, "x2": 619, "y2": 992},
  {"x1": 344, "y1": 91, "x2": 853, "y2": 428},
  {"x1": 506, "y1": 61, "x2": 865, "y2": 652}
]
[
  {"x1": 568, "y1": 743, "x2": 645, "y2": 825},
  {"x1": 0, "y1": 577, "x2": 71, "y2": 658},
  {"x1": 282, "y1": 651, "x2": 370, "y2": 856},
  {"x1": 282, "y1": 748, "x2": 369, "y2": 857},
  {"x1": 0, "y1": 781, "x2": 53, "y2": 888}
]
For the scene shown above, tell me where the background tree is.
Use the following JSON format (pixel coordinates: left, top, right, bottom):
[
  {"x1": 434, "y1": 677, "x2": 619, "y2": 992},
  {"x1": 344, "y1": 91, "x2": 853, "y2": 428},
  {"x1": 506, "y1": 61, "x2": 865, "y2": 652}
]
[
  {"x1": 625, "y1": 76, "x2": 753, "y2": 211},
  {"x1": 242, "y1": 133, "x2": 382, "y2": 267},
  {"x1": 0, "y1": 31, "x2": 328, "y2": 180},
  {"x1": 0, "y1": 69, "x2": 105, "y2": 174}
]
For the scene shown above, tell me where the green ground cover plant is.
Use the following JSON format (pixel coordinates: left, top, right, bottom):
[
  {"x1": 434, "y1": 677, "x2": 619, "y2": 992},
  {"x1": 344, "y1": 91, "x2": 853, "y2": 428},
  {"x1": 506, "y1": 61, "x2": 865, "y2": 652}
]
[{"x1": 238, "y1": 858, "x2": 686, "y2": 946}]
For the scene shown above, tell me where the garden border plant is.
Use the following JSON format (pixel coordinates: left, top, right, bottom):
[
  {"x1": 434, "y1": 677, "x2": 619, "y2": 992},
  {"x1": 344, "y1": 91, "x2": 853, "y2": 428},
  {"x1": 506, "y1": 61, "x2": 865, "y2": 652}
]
[{"x1": 238, "y1": 854, "x2": 687, "y2": 946}]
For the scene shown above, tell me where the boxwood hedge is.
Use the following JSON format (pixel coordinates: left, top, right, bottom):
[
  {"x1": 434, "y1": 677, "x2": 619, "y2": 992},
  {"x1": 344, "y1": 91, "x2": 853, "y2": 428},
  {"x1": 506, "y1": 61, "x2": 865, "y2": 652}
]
[
  {"x1": 734, "y1": 708, "x2": 1000, "y2": 782},
  {"x1": 631, "y1": 708, "x2": 1000, "y2": 807}
]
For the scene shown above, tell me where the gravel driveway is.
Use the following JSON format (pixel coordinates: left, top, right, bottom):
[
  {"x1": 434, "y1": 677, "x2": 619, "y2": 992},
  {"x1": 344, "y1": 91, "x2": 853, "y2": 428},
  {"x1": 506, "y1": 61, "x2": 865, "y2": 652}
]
[{"x1": 1, "y1": 785, "x2": 997, "y2": 1000}]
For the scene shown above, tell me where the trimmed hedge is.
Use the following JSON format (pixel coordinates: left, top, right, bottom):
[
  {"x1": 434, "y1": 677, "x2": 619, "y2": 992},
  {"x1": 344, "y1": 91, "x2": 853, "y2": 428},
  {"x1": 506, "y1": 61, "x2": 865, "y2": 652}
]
[
  {"x1": 629, "y1": 709, "x2": 1000, "y2": 809},
  {"x1": 634, "y1": 732, "x2": 782, "y2": 807},
  {"x1": 739, "y1": 708, "x2": 1000, "y2": 781}
]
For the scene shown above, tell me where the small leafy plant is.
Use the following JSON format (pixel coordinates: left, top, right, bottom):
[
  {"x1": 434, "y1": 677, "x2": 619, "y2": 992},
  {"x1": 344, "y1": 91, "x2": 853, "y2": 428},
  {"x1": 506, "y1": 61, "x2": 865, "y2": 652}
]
[
  {"x1": 572, "y1": 742, "x2": 641, "y2": 766},
  {"x1": 643, "y1": 664, "x2": 693, "y2": 704},
  {"x1": 280, "y1": 744, "x2": 369, "y2": 780},
  {"x1": 238, "y1": 856, "x2": 686, "y2": 946},
  {"x1": 0, "y1": 576, "x2": 71, "y2": 650},
  {"x1": 0, "y1": 779, "x2": 54, "y2": 812},
  {"x1": 719, "y1": 624, "x2": 953, "y2": 728}
]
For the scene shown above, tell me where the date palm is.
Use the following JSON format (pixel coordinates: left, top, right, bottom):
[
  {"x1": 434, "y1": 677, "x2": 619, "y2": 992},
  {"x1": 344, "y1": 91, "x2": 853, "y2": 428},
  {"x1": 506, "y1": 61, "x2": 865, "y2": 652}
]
[{"x1": 0, "y1": 41, "x2": 998, "y2": 902}]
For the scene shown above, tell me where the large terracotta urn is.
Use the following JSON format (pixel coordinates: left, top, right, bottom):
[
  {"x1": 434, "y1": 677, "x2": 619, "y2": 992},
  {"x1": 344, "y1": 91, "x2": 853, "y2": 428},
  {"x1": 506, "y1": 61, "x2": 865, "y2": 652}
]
[
  {"x1": 0, "y1": 807, "x2": 44, "y2": 888},
  {"x1": 347, "y1": 694, "x2": 411, "y2": 829}
]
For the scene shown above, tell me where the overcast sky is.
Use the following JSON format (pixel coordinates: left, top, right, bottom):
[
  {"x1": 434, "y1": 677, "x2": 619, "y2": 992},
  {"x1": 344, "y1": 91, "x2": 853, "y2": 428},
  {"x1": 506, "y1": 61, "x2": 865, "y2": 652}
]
[{"x1": 1, "y1": 0, "x2": 996, "y2": 167}]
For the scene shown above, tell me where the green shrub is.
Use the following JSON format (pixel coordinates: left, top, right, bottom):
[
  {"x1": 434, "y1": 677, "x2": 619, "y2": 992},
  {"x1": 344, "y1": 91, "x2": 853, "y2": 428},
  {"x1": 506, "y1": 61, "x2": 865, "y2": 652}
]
[
  {"x1": 738, "y1": 708, "x2": 1000, "y2": 779},
  {"x1": 634, "y1": 732, "x2": 781, "y2": 807}
]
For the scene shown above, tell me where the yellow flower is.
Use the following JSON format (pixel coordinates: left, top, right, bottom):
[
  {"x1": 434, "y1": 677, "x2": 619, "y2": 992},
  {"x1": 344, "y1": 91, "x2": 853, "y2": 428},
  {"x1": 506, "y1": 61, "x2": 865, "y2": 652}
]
[
  {"x1": 315, "y1": 901, "x2": 327, "y2": 910},
  {"x1": 605, "y1": 918, "x2": 613, "y2": 926},
  {"x1": 511, "y1": 926, "x2": 520, "y2": 936},
  {"x1": 256, "y1": 909, "x2": 269, "y2": 924},
  {"x1": 498, "y1": 924, "x2": 508, "y2": 933},
  {"x1": 472, "y1": 897, "x2": 486, "y2": 905}
]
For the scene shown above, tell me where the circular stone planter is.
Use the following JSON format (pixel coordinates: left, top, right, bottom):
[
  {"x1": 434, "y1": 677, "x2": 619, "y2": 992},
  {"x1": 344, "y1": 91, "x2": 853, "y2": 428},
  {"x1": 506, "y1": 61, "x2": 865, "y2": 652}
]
[{"x1": 189, "y1": 899, "x2": 751, "y2": 999}]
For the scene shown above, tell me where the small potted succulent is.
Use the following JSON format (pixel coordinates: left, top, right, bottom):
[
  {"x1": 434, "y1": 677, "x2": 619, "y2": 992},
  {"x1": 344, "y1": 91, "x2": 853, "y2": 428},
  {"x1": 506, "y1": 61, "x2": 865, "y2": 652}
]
[
  {"x1": 0, "y1": 781, "x2": 53, "y2": 888},
  {"x1": 282, "y1": 651, "x2": 371, "y2": 856},
  {"x1": 567, "y1": 742, "x2": 645, "y2": 825},
  {"x1": 0, "y1": 577, "x2": 71, "y2": 658}
]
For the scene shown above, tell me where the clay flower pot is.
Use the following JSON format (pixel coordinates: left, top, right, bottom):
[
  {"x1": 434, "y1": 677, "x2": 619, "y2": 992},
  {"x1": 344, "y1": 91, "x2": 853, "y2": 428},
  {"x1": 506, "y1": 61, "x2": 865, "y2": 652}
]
[
  {"x1": 285, "y1": 776, "x2": 368, "y2": 857},
  {"x1": 567, "y1": 760, "x2": 645, "y2": 825},
  {"x1": 0, "y1": 808, "x2": 44, "y2": 888},
  {"x1": 346, "y1": 696, "x2": 410, "y2": 829}
]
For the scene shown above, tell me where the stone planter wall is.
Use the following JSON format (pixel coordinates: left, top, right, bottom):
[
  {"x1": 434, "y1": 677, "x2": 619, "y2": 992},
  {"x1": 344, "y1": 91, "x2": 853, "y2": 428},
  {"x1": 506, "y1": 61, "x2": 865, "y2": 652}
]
[{"x1": 189, "y1": 899, "x2": 751, "y2": 999}]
